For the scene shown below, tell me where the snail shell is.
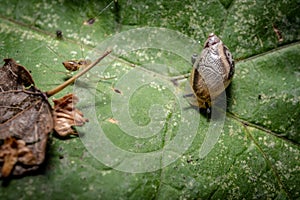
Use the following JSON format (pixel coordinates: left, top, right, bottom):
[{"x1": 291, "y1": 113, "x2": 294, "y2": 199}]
[{"x1": 190, "y1": 33, "x2": 234, "y2": 108}]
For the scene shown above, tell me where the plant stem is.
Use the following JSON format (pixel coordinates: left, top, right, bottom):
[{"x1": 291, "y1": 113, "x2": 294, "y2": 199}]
[{"x1": 46, "y1": 49, "x2": 112, "y2": 97}]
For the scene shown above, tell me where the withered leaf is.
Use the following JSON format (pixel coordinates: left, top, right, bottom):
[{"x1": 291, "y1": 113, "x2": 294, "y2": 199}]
[
  {"x1": 0, "y1": 59, "x2": 52, "y2": 177},
  {"x1": 53, "y1": 93, "x2": 88, "y2": 136},
  {"x1": 0, "y1": 58, "x2": 34, "y2": 91},
  {"x1": 0, "y1": 137, "x2": 37, "y2": 177},
  {"x1": 0, "y1": 50, "x2": 111, "y2": 177},
  {"x1": 62, "y1": 59, "x2": 91, "y2": 72}
]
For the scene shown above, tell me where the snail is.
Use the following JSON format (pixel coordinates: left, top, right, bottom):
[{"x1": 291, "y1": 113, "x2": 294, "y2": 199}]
[{"x1": 190, "y1": 33, "x2": 234, "y2": 109}]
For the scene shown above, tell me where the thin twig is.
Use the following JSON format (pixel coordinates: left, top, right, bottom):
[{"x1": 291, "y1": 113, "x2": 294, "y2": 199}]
[{"x1": 46, "y1": 50, "x2": 112, "y2": 97}]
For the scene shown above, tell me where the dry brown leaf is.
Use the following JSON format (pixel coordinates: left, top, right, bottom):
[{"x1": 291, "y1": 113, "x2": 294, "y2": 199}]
[
  {"x1": 0, "y1": 59, "x2": 52, "y2": 177},
  {"x1": 0, "y1": 137, "x2": 36, "y2": 177},
  {"x1": 0, "y1": 58, "x2": 34, "y2": 91},
  {"x1": 53, "y1": 94, "x2": 89, "y2": 136},
  {"x1": 62, "y1": 59, "x2": 91, "y2": 72},
  {"x1": 0, "y1": 50, "x2": 111, "y2": 177}
]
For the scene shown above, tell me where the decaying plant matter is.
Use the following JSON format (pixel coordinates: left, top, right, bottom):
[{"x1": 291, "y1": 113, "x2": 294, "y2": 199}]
[
  {"x1": 53, "y1": 94, "x2": 88, "y2": 136},
  {"x1": 0, "y1": 137, "x2": 37, "y2": 177},
  {"x1": 0, "y1": 50, "x2": 111, "y2": 177}
]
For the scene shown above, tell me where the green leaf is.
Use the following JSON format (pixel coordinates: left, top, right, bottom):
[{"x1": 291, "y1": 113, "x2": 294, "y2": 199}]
[{"x1": 0, "y1": 0, "x2": 299, "y2": 199}]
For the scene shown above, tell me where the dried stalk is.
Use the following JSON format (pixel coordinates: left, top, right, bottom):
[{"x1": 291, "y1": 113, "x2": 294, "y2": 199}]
[{"x1": 46, "y1": 50, "x2": 112, "y2": 97}]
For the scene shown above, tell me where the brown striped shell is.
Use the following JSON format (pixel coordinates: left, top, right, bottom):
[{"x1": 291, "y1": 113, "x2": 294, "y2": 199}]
[{"x1": 190, "y1": 33, "x2": 234, "y2": 109}]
